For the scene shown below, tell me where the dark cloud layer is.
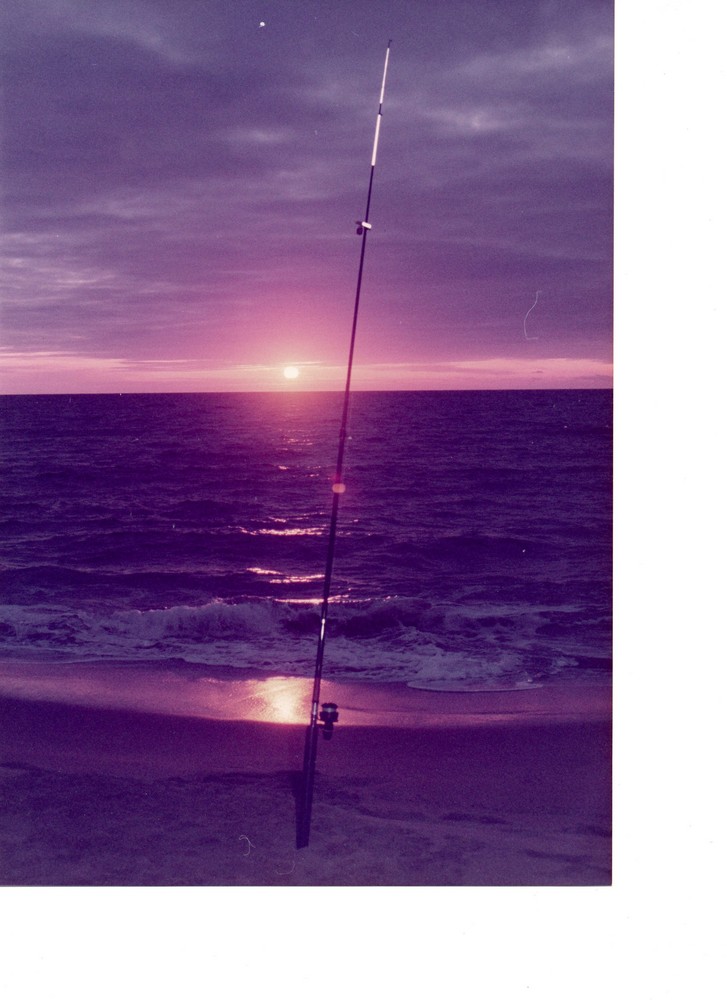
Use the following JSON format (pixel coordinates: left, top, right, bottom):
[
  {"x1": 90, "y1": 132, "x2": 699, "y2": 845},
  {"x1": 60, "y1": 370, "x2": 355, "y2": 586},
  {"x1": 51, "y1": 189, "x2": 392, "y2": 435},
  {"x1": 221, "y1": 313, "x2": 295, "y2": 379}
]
[{"x1": 1, "y1": 0, "x2": 613, "y2": 390}]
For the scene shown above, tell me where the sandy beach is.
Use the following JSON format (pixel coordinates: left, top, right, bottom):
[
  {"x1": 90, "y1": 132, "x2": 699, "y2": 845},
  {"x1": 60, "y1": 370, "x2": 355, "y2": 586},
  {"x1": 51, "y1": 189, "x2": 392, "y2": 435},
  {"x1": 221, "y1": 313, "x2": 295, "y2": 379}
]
[{"x1": 0, "y1": 661, "x2": 610, "y2": 886}]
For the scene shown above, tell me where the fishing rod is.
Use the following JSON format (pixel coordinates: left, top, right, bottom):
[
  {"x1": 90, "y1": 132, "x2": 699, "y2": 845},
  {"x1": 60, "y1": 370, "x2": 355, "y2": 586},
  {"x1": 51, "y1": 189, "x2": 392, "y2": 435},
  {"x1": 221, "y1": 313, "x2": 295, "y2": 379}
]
[{"x1": 297, "y1": 40, "x2": 392, "y2": 850}]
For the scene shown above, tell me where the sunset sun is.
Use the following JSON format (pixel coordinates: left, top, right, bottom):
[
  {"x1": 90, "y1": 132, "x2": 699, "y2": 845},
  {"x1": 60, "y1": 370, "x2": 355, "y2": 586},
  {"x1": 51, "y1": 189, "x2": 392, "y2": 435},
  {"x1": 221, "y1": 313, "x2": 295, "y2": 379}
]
[{"x1": 283, "y1": 365, "x2": 300, "y2": 380}]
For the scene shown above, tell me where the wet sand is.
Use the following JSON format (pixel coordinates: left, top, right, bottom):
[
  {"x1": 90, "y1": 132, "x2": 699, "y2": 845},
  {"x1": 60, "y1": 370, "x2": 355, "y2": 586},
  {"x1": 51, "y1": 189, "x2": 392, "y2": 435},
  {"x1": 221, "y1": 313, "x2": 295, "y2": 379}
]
[{"x1": 0, "y1": 661, "x2": 611, "y2": 885}]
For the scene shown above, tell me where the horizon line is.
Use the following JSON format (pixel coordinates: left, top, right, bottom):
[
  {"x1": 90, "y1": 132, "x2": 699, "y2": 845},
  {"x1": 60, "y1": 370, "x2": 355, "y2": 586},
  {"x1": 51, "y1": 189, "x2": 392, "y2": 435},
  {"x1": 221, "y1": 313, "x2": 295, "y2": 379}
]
[{"x1": 0, "y1": 385, "x2": 614, "y2": 398}]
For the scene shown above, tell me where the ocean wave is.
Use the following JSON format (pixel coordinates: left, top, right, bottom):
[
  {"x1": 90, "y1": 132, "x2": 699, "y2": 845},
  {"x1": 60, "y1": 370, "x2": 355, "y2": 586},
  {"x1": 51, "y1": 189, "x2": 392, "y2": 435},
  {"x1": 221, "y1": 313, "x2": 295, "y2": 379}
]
[
  {"x1": 0, "y1": 391, "x2": 612, "y2": 691},
  {"x1": 0, "y1": 594, "x2": 605, "y2": 690}
]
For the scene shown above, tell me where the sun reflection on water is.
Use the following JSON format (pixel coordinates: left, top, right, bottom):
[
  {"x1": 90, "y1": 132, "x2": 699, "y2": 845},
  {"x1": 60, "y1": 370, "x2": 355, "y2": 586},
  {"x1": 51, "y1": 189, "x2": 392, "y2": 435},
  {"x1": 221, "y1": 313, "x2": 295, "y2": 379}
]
[
  {"x1": 237, "y1": 526, "x2": 324, "y2": 537},
  {"x1": 239, "y1": 677, "x2": 311, "y2": 724}
]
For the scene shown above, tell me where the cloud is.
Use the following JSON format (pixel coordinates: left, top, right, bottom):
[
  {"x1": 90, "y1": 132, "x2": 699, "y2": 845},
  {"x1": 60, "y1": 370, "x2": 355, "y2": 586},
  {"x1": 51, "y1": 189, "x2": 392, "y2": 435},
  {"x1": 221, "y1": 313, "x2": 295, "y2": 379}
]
[
  {"x1": 0, "y1": 345, "x2": 612, "y2": 395},
  {"x1": 0, "y1": 1, "x2": 613, "y2": 390}
]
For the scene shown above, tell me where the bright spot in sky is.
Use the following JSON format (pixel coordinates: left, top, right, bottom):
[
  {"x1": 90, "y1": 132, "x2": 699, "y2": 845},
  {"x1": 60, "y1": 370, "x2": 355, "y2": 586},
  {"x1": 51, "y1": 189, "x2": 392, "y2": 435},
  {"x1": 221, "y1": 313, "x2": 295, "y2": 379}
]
[{"x1": 283, "y1": 366, "x2": 300, "y2": 380}]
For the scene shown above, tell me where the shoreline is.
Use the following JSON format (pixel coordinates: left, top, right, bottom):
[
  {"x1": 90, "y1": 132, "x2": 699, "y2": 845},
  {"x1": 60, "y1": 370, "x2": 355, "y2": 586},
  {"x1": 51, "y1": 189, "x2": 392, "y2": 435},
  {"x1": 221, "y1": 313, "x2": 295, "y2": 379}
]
[
  {"x1": 0, "y1": 663, "x2": 611, "y2": 885},
  {"x1": 0, "y1": 656, "x2": 611, "y2": 728}
]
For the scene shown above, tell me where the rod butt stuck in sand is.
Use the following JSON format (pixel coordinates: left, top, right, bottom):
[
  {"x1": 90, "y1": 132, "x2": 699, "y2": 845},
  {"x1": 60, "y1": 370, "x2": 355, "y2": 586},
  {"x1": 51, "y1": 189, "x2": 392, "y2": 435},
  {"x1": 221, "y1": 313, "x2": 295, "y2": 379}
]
[{"x1": 296, "y1": 42, "x2": 392, "y2": 850}]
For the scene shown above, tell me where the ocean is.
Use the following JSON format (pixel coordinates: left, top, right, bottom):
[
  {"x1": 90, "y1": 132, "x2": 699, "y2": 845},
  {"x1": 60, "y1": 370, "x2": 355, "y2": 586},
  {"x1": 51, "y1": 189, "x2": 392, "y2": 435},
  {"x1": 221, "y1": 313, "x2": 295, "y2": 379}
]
[{"x1": 0, "y1": 390, "x2": 611, "y2": 692}]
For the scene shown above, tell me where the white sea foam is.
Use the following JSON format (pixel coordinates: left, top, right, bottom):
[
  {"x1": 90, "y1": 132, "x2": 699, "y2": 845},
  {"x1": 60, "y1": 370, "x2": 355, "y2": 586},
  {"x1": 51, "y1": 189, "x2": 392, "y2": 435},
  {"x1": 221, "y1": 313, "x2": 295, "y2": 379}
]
[{"x1": 0, "y1": 596, "x2": 587, "y2": 689}]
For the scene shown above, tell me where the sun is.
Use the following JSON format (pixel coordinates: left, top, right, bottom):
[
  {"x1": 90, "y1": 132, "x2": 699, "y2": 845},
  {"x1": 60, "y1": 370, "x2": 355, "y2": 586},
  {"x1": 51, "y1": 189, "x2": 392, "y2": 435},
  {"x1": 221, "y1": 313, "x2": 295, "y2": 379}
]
[{"x1": 283, "y1": 366, "x2": 300, "y2": 380}]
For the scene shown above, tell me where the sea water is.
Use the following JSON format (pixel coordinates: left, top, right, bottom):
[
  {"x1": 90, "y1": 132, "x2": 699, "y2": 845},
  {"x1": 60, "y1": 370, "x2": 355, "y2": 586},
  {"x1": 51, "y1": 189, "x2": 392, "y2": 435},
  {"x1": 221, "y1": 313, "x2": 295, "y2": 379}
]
[{"x1": 0, "y1": 391, "x2": 611, "y2": 691}]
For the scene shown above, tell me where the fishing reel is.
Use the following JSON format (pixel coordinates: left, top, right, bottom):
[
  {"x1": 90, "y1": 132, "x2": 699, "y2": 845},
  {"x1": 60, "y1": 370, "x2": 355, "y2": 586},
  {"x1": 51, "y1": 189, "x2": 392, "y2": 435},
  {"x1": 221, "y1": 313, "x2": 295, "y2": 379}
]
[
  {"x1": 318, "y1": 702, "x2": 339, "y2": 741},
  {"x1": 356, "y1": 220, "x2": 372, "y2": 235}
]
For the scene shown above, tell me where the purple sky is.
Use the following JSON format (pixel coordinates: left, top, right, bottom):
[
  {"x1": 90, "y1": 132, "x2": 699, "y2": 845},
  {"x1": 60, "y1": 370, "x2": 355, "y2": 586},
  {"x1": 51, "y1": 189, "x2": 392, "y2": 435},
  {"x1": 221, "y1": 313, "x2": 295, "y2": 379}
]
[{"x1": 1, "y1": 0, "x2": 613, "y2": 393}]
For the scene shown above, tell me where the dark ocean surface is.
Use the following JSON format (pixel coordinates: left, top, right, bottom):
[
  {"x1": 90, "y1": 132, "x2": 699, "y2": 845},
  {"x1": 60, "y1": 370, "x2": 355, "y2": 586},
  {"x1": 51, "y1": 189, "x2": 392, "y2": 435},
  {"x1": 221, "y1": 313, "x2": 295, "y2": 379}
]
[{"x1": 0, "y1": 390, "x2": 611, "y2": 691}]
